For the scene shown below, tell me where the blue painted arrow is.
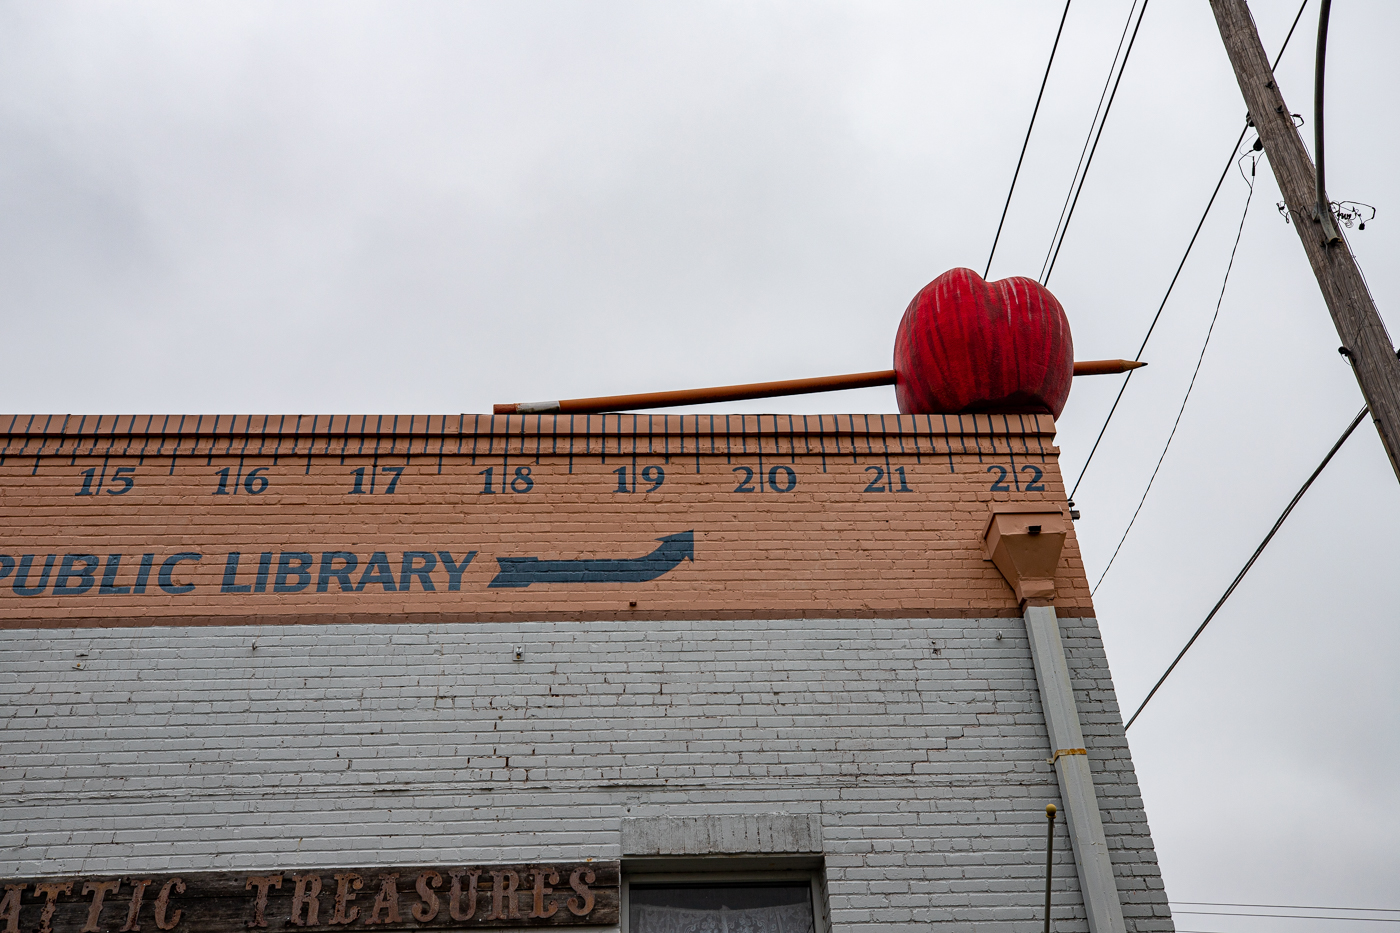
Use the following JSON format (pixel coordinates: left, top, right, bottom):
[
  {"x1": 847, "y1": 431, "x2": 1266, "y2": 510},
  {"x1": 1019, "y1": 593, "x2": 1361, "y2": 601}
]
[{"x1": 488, "y1": 531, "x2": 695, "y2": 588}]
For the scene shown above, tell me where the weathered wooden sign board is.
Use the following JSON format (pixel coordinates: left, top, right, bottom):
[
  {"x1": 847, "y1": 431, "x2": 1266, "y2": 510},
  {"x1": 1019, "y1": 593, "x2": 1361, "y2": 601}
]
[
  {"x1": 0, "y1": 413, "x2": 1090, "y2": 625},
  {"x1": 0, "y1": 862, "x2": 619, "y2": 933}
]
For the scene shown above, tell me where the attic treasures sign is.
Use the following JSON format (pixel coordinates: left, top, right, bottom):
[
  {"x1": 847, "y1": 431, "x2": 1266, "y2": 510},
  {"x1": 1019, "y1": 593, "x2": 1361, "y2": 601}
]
[
  {"x1": 0, "y1": 413, "x2": 1091, "y2": 625},
  {"x1": 0, "y1": 862, "x2": 619, "y2": 933}
]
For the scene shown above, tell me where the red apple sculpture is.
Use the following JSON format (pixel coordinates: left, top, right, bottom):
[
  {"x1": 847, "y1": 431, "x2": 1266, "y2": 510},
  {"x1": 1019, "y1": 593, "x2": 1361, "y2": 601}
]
[{"x1": 893, "y1": 267, "x2": 1074, "y2": 418}]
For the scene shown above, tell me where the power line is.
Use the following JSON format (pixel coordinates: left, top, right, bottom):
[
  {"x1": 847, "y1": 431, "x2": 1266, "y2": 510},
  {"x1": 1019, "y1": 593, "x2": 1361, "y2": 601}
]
[
  {"x1": 983, "y1": 0, "x2": 1074, "y2": 281},
  {"x1": 1041, "y1": 0, "x2": 1148, "y2": 282},
  {"x1": 1173, "y1": 902, "x2": 1400, "y2": 914},
  {"x1": 1037, "y1": 0, "x2": 1141, "y2": 284},
  {"x1": 1124, "y1": 404, "x2": 1368, "y2": 730},
  {"x1": 1312, "y1": 0, "x2": 1343, "y2": 242},
  {"x1": 1176, "y1": 911, "x2": 1400, "y2": 923},
  {"x1": 1067, "y1": 0, "x2": 1312, "y2": 501},
  {"x1": 1091, "y1": 154, "x2": 1257, "y2": 595}
]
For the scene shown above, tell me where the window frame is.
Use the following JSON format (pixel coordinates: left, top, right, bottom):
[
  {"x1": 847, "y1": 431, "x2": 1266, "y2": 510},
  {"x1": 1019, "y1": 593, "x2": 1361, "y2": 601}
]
[{"x1": 621, "y1": 869, "x2": 829, "y2": 933}]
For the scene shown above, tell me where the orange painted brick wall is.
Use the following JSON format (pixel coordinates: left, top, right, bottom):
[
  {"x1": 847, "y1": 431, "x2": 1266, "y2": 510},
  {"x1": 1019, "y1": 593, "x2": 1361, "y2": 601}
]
[{"x1": 0, "y1": 413, "x2": 1092, "y2": 627}]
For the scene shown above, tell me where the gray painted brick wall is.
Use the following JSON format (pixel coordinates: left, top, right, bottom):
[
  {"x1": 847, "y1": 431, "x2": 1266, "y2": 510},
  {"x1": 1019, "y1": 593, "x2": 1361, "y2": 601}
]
[{"x1": 0, "y1": 616, "x2": 1172, "y2": 933}]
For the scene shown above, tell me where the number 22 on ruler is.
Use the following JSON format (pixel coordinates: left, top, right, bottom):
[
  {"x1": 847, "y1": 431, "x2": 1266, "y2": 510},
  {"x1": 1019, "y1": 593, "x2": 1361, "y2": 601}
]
[{"x1": 987, "y1": 464, "x2": 1045, "y2": 492}]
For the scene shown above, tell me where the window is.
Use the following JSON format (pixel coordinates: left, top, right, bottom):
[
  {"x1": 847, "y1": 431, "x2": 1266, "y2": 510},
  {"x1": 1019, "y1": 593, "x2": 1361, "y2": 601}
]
[{"x1": 626, "y1": 878, "x2": 820, "y2": 933}]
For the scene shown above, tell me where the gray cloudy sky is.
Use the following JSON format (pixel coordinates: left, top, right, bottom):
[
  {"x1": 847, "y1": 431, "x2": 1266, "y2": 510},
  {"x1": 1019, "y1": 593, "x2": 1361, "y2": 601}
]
[{"x1": 2, "y1": 0, "x2": 1397, "y2": 925}]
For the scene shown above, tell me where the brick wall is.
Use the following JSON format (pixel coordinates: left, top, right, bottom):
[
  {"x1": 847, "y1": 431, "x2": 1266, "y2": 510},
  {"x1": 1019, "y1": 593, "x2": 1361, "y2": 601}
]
[
  {"x1": 0, "y1": 414, "x2": 1170, "y2": 933},
  {"x1": 0, "y1": 615, "x2": 1171, "y2": 933}
]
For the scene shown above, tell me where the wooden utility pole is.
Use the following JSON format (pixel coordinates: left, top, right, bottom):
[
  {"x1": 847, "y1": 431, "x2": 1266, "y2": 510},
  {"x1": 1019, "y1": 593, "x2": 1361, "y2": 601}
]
[{"x1": 1210, "y1": 0, "x2": 1400, "y2": 483}]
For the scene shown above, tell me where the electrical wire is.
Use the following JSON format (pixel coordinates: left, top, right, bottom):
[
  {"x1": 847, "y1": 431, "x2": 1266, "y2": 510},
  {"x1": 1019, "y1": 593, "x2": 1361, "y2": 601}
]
[
  {"x1": 1313, "y1": 0, "x2": 1342, "y2": 242},
  {"x1": 1175, "y1": 911, "x2": 1400, "y2": 923},
  {"x1": 1124, "y1": 404, "x2": 1368, "y2": 730},
  {"x1": 1040, "y1": 0, "x2": 1147, "y2": 286},
  {"x1": 1173, "y1": 902, "x2": 1400, "y2": 913},
  {"x1": 1091, "y1": 156, "x2": 1257, "y2": 595},
  {"x1": 984, "y1": 0, "x2": 1073, "y2": 281},
  {"x1": 1066, "y1": 0, "x2": 1312, "y2": 501}
]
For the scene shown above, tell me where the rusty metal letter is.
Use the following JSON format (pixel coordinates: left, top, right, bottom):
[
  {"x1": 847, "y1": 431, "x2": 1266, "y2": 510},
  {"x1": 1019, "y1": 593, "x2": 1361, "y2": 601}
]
[
  {"x1": 153, "y1": 878, "x2": 185, "y2": 931},
  {"x1": 0, "y1": 885, "x2": 25, "y2": 933},
  {"x1": 290, "y1": 875, "x2": 323, "y2": 927},
  {"x1": 244, "y1": 875, "x2": 282, "y2": 929},
  {"x1": 120, "y1": 880, "x2": 153, "y2": 932},
  {"x1": 448, "y1": 870, "x2": 480, "y2": 922},
  {"x1": 365, "y1": 875, "x2": 400, "y2": 925},
  {"x1": 566, "y1": 870, "x2": 595, "y2": 917},
  {"x1": 412, "y1": 872, "x2": 442, "y2": 923},
  {"x1": 82, "y1": 880, "x2": 122, "y2": 933},
  {"x1": 36, "y1": 882, "x2": 73, "y2": 933},
  {"x1": 330, "y1": 874, "x2": 363, "y2": 925},
  {"x1": 527, "y1": 871, "x2": 560, "y2": 919},
  {"x1": 487, "y1": 871, "x2": 520, "y2": 921}
]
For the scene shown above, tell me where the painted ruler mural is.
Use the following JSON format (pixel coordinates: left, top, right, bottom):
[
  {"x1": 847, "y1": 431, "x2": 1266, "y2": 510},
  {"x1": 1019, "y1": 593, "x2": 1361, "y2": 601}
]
[{"x1": 0, "y1": 413, "x2": 1090, "y2": 626}]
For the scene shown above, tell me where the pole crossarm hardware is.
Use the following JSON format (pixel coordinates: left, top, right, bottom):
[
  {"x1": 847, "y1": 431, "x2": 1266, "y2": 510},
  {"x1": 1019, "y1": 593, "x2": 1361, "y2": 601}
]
[
  {"x1": 1210, "y1": 0, "x2": 1400, "y2": 483},
  {"x1": 983, "y1": 505, "x2": 1128, "y2": 933}
]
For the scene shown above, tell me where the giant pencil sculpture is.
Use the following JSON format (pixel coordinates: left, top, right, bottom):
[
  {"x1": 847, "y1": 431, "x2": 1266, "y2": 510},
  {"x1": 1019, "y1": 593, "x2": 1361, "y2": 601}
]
[{"x1": 495, "y1": 269, "x2": 1145, "y2": 417}]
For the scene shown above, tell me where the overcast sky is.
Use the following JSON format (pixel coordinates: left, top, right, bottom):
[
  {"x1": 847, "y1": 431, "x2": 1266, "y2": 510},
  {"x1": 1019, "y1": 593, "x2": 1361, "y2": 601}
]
[{"x1": 2, "y1": 0, "x2": 1397, "y2": 925}]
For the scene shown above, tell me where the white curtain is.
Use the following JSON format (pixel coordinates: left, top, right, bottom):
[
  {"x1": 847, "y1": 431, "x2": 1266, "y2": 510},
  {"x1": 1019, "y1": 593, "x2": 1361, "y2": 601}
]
[{"x1": 633, "y1": 904, "x2": 812, "y2": 933}]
